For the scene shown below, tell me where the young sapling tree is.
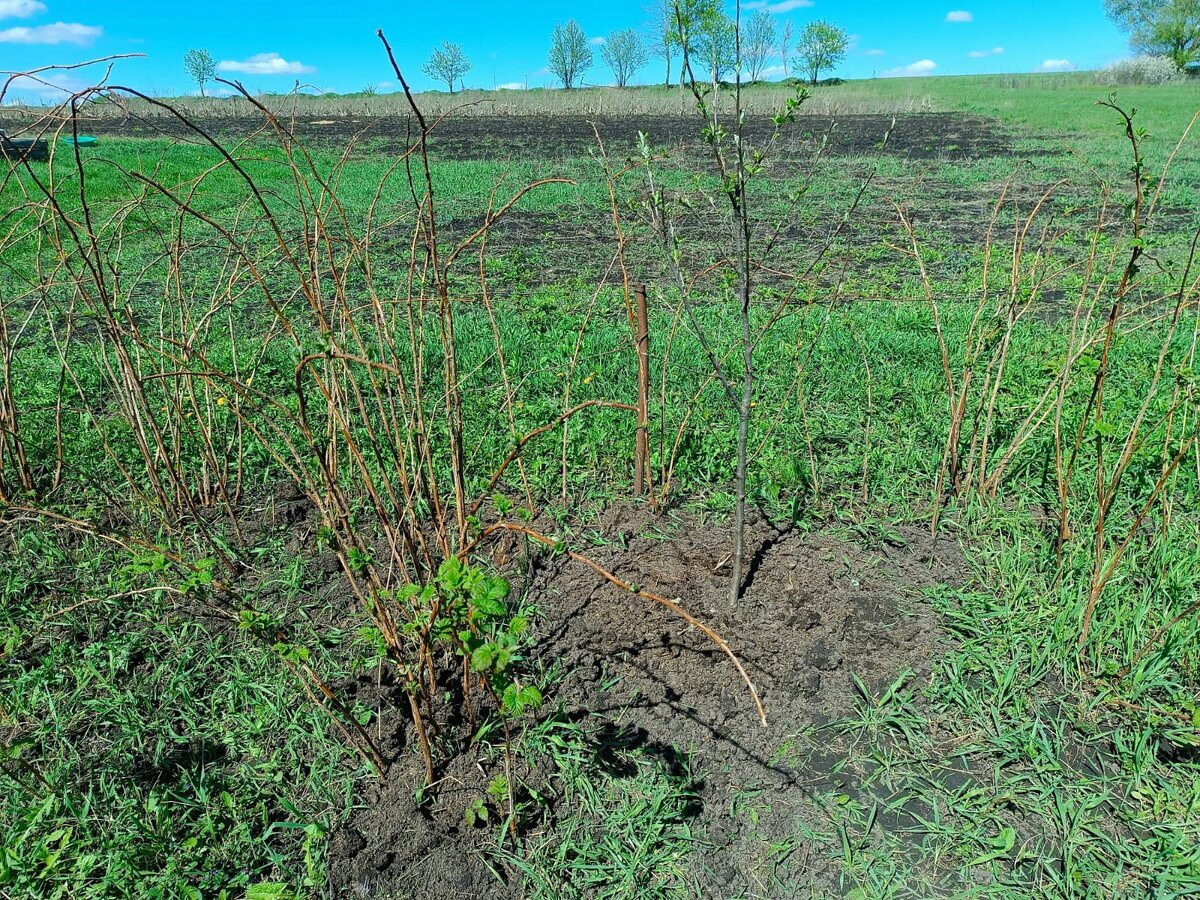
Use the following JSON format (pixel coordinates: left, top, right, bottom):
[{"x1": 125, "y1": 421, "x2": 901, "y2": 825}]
[
  {"x1": 183, "y1": 48, "x2": 216, "y2": 97},
  {"x1": 743, "y1": 10, "x2": 776, "y2": 81},
  {"x1": 794, "y1": 20, "x2": 848, "y2": 85},
  {"x1": 422, "y1": 41, "x2": 471, "y2": 93},
  {"x1": 601, "y1": 28, "x2": 648, "y2": 88},
  {"x1": 549, "y1": 20, "x2": 594, "y2": 89}
]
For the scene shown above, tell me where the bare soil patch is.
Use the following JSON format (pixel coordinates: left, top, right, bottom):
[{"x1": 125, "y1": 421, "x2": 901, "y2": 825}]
[
  {"x1": 71, "y1": 112, "x2": 1017, "y2": 162},
  {"x1": 325, "y1": 509, "x2": 966, "y2": 898}
]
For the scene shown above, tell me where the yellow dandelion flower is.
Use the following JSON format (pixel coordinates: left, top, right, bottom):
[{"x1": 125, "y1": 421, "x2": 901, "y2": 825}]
[{"x1": 216, "y1": 397, "x2": 227, "y2": 406}]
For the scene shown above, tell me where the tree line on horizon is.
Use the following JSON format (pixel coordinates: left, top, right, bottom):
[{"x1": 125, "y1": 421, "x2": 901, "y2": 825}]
[
  {"x1": 182, "y1": 0, "x2": 1199, "y2": 96},
  {"x1": 427, "y1": 5, "x2": 848, "y2": 93}
]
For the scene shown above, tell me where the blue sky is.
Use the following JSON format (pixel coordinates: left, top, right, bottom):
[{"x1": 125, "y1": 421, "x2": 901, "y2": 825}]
[{"x1": 1, "y1": 0, "x2": 1134, "y2": 100}]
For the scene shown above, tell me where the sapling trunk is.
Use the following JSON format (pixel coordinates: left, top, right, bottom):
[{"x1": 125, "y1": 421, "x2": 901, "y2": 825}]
[
  {"x1": 729, "y1": 34, "x2": 754, "y2": 606},
  {"x1": 729, "y1": 320, "x2": 753, "y2": 606},
  {"x1": 668, "y1": 0, "x2": 775, "y2": 605},
  {"x1": 731, "y1": 2, "x2": 747, "y2": 602},
  {"x1": 642, "y1": 77, "x2": 870, "y2": 585}
]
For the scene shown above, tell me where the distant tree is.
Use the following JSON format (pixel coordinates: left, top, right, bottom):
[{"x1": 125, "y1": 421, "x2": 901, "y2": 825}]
[
  {"x1": 794, "y1": 20, "x2": 848, "y2": 85},
  {"x1": 694, "y1": 10, "x2": 737, "y2": 82},
  {"x1": 183, "y1": 49, "x2": 216, "y2": 97},
  {"x1": 602, "y1": 29, "x2": 649, "y2": 87},
  {"x1": 780, "y1": 19, "x2": 793, "y2": 77},
  {"x1": 549, "y1": 20, "x2": 594, "y2": 89},
  {"x1": 669, "y1": 0, "x2": 723, "y2": 85},
  {"x1": 742, "y1": 10, "x2": 776, "y2": 81},
  {"x1": 648, "y1": 0, "x2": 676, "y2": 86},
  {"x1": 1105, "y1": 0, "x2": 1200, "y2": 70},
  {"x1": 422, "y1": 41, "x2": 471, "y2": 93}
]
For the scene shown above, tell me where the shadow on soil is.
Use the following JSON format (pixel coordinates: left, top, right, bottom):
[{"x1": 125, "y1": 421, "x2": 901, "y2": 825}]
[{"x1": 325, "y1": 508, "x2": 968, "y2": 899}]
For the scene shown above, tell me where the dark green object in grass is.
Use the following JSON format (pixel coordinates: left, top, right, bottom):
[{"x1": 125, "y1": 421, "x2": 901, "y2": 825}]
[{"x1": 60, "y1": 135, "x2": 98, "y2": 146}]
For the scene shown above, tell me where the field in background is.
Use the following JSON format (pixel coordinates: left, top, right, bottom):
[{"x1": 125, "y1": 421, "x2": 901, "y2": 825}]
[
  {"x1": 3, "y1": 70, "x2": 1197, "y2": 126},
  {"x1": 2, "y1": 72, "x2": 1199, "y2": 899}
]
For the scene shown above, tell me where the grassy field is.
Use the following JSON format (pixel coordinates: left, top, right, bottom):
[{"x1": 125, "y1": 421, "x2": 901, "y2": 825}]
[
  {"x1": 12, "y1": 69, "x2": 1192, "y2": 125},
  {"x1": 1, "y1": 72, "x2": 1199, "y2": 898}
]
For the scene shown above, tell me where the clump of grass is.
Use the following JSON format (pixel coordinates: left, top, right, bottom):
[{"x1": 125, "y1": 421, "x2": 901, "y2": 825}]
[
  {"x1": 0, "y1": 526, "x2": 360, "y2": 898},
  {"x1": 498, "y1": 716, "x2": 701, "y2": 900}
]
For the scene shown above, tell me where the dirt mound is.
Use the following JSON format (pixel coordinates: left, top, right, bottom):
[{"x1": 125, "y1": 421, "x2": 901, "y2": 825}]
[{"x1": 326, "y1": 511, "x2": 965, "y2": 898}]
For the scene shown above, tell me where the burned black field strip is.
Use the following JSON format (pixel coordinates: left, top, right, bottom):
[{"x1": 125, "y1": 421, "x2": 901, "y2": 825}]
[{"x1": 69, "y1": 112, "x2": 1020, "y2": 162}]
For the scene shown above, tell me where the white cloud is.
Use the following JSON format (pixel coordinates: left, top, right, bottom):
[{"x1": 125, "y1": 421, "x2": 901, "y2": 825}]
[
  {"x1": 864, "y1": 49, "x2": 886, "y2": 57},
  {"x1": 1035, "y1": 58, "x2": 1075, "y2": 72},
  {"x1": 589, "y1": 36, "x2": 606, "y2": 46},
  {"x1": 968, "y1": 46, "x2": 1004, "y2": 57},
  {"x1": 758, "y1": 64, "x2": 788, "y2": 79},
  {"x1": 0, "y1": 21, "x2": 101, "y2": 44},
  {"x1": 217, "y1": 53, "x2": 315, "y2": 76},
  {"x1": 0, "y1": 0, "x2": 45, "y2": 19},
  {"x1": 945, "y1": 10, "x2": 973, "y2": 22},
  {"x1": 496, "y1": 81, "x2": 526, "y2": 90},
  {"x1": 744, "y1": 0, "x2": 813, "y2": 13},
  {"x1": 882, "y1": 59, "x2": 937, "y2": 77}
]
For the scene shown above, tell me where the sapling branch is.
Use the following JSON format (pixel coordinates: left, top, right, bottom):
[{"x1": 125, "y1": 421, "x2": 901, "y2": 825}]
[{"x1": 480, "y1": 520, "x2": 768, "y2": 726}]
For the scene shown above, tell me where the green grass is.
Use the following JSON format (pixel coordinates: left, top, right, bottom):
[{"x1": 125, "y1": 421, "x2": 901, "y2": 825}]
[
  {"x1": 502, "y1": 716, "x2": 701, "y2": 900},
  {"x1": 789, "y1": 507, "x2": 1200, "y2": 896},
  {"x1": 801, "y1": 71, "x2": 1200, "y2": 134},
  {"x1": 0, "y1": 528, "x2": 367, "y2": 898},
  {"x1": 2, "y1": 72, "x2": 1199, "y2": 898},
  {"x1": 36, "y1": 68, "x2": 1195, "y2": 133}
]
